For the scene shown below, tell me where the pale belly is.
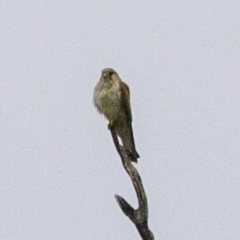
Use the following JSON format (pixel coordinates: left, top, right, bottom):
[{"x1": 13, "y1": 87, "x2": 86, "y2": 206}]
[{"x1": 94, "y1": 81, "x2": 122, "y2": 121}]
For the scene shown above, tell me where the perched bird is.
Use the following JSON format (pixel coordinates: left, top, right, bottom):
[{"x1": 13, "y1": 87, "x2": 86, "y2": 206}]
[{"x1": 93, "y1": 68, "x2": 140, "y2": 162}]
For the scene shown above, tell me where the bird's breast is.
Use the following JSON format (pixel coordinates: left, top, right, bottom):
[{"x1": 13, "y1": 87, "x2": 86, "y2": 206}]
[{"x1": 94, "y1": 81, "x2": 121, "y2": 120}]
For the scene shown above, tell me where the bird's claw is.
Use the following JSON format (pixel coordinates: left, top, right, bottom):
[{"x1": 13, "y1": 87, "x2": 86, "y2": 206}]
[{"x1": 108, "y1": 118, "x2": 116, "y2": 130}]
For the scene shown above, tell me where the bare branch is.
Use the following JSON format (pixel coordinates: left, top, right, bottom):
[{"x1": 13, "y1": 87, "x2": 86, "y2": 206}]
[{"x1": 109, "y1": 124, "x2": 154, "y2": 240}]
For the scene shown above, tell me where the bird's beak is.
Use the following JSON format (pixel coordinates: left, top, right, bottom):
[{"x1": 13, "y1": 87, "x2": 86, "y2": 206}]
[{"x1": 103, "y1": 73, "x2": 108, "y2": 79}]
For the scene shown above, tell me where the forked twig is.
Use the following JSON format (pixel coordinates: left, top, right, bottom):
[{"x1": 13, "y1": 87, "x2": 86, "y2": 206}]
[{"x1": 109, "y1": 124, "x2": 154, "y2": 240}]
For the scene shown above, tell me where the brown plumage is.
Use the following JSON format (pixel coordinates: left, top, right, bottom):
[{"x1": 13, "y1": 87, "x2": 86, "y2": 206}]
[{"x1": 93, "y1": 68, "x2": 140, "y2": 162}]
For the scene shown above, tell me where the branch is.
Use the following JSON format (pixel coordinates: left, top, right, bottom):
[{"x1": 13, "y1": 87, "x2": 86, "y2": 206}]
[{"x1": 109, "y1": 124, "x2": 154, "y2": 240}]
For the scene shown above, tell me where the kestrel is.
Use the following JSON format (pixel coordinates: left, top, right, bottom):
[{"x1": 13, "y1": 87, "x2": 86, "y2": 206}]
[{"x1": 93, "y1": 68, "x2": 140, "y2": 162}]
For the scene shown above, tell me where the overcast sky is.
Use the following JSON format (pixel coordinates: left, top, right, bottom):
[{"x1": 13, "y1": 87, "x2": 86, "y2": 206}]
[{"x1": 1, "y1": 1, "x2": 240, "y2": 239}]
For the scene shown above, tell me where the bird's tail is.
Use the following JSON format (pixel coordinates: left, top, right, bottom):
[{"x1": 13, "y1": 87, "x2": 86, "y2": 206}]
[{"x1": 118, "y1": 122, "x2": 140, "y2": 163}]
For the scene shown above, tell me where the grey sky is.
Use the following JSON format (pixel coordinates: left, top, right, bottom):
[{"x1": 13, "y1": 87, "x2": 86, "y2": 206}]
[{"x1": 1, "y1": 1, "x2": 240, "y2": 239}]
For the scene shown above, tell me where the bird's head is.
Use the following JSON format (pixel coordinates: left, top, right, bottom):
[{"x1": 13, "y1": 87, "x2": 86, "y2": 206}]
[{"x1": 101, "y1": 68, "x2": 118, "y2": 80}]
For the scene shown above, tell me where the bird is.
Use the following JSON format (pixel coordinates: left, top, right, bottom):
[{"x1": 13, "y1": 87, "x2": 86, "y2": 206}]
[{"x1": 93, "y1": 68, "x2": 140, "y2": 162}]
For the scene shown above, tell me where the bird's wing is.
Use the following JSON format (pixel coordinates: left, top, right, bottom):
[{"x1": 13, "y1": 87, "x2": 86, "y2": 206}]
[{"x1": 119, "y1": 80, "x2": 132, "y2": 123}]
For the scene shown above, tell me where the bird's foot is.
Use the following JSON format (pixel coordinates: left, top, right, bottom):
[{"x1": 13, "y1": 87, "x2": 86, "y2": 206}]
[{"x1": 108, "y1": 118, "x2": 116, "y2": 130}]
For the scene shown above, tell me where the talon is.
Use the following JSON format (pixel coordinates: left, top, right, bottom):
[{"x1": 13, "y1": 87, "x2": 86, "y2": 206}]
[
  {"x1": 110, "y1": 118, "x2": 115, "y2": 126},
  {"x1": 108, "y1": 118, "x2": 116, "y2": 129}
]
